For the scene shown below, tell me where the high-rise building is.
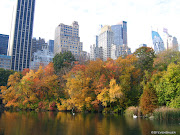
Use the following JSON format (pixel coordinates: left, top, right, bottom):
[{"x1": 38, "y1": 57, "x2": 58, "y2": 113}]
[
  {"x1": 54, "y1": 21, "x2": 84, "y2": 60},
  {"x1": 115, "y1": 21, "x2": 127, "y2": 45},
  {"x1": 32, "y1": 37, "x2": 48, "y2": 56},
  {"x1": 111, "y1": 25, "x2": 123, "y2": 46},
  {"x1": 0, "y1": 34, "x2": 9, "y2": 55},
  {"x1": 152, "y1": 31, "x2": 165, "y2": 53},
  {"x1": 98, "y1": 25, "x2": 114, "y2": 61},
  {"x1": 48, "y1": 40, "x2": 54, "y2": 53},
  {"x1": 8, "y1": 0, "x2": 36, "y2": 71},
  {"x1": 91, "y1": 21, "x2": 131, "y2": 61},
  {"x1": 167, "y1": 36, "x2": 178, "y2": 50},
  {"x1": 163, "y1": 29, "x2": 179, "y2": 51}
]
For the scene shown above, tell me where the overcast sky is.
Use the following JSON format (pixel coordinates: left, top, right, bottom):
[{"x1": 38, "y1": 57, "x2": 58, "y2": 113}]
[{"x1": 0, "y1": 0, "x2": 180, "y2": 52}]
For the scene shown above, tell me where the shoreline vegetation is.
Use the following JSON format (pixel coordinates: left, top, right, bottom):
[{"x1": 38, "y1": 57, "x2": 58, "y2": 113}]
[{"x1": 0, "y1": 48, "x2": 180, "y2": 120}]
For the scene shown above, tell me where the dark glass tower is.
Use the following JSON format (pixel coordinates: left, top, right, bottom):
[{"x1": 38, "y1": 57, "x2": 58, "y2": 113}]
[
  {"x1": 8, "y1": 0, "x2": 36, "y2": 71},
  {"x1": 48, "y1": 40, "x2": 54, "y2": 53},
  {"x1": 0, "y1": 34, "x2": 9, "y2": 55}
]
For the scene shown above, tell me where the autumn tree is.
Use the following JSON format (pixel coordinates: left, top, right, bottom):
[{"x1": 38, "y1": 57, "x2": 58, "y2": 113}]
[
  {"x1": 0, "y1": 72, "x2": 21, "y2": 107},
  {"x1": 97, "y1": 79, "x2": 123, "y2": 110},
  {"x1": 65, "y1": 71, "x2": 91, "y2": 111},
  {"x1": 153, "y1": 49, "x2": 180, "y2": 71},
  {"x1": 140, "y1": 82, "x2": 158, "y2": 115},
  {"x1": 115, "y1": 55, "x2": 141, "y2": 108},
  {"x1": 21, "y1": 68, "x2": 30, "y2": 76}
]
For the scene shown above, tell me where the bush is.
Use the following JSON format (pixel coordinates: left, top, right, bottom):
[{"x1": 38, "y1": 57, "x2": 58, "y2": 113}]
[
  {"x1": 125, "y1": 106, "x2": 141, "y2": 117},
  {"x1": 153, "y1": 107, "x2": 180, "y2": 120}
]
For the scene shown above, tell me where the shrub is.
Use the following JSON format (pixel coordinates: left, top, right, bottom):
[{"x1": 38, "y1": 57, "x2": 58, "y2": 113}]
[
  {"x1": 153, "y1": 107, "x2": 180, "y2": 120},
  {"x1": 125, "y1": 106, "x2": 140, "y2": 117}
]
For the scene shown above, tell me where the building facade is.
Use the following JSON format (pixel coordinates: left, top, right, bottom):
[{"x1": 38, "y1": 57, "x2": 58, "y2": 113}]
[
  {"x1": 90, "y1": 44, "x2": 103, "y2": 61},
  {"x1": 121, "y1": 21, "x2": 127, "y2": 45},
  {"x1": 30, "y1": 48, "x2": 54, "y2": 70},
  {"x1": 91, "y1": 21, "x2": 131, "y2": 61},
  {"x1": 163, "y1": 29, "x2": 179, "y2": 51},
  {"x1": 0, "y1": 55, "x2": 11, "y2": 70},
  {"x1": 8, "y1": 0, "x2": 36, "y2": 71},
  {"x1": 48, "y1": 40, "x2": 54, "y2": 53},
  {"x1": 0, "y1": 34, "x2": 9, "y2": 55},
  {"x1": 111, "y1": 44, "x2": 131, "y2": 60},
  {"x1": 111, "y1": 25, "x2": 123, "y2": 46},
  {"x1": 32, "y1": 37, "x2": 48, "y2": 56},
  {"x1": 98, "y1": 25, "x2": 114, "y2": 61},
  {"x1": 54, "y1": 21, "x2": 84, "y2": 60},
  {"x1": 152, "y1": 31, "x2": 165, "y2": 53}
]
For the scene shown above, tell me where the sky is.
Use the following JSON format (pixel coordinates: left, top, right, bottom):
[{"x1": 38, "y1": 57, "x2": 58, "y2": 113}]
[{"x1": 0, "y1": 0, "x2": 180, "y2": 53}]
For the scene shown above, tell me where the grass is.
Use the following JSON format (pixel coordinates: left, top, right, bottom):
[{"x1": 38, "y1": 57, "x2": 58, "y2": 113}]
[{"x1": 153, "y1": 107, "x2": 180, "y2": 120}]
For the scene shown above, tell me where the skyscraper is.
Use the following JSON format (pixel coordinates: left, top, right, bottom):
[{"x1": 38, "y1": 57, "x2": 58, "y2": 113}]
[
  {"x1": 111, "y1": 25, "x2": 123, "y2": 46},
  {"x1": 121, "y1": 21, "x2": 127, "y2": 45},
  {"x1": 152, "y1": 31, "x2": 165, "y2": 53},
  {"x1": 0, "y1": 34, "x2": 9, "y2": 55},
  {"x1": 8, "y1": 0, "x2": 36, "y2": 71},
  {"x1": 98, "y1": 25, "x2": 114, "y2": 61}
]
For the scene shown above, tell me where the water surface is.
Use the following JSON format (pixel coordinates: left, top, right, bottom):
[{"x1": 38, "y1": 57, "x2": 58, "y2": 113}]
[{"x1": 0, "y1": 111, "x2": 179, "y2": 135}]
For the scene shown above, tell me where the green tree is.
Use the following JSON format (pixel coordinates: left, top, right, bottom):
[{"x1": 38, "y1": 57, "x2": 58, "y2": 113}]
[
  {"x1": 0, "y1": 68, "x2": 15, "y2": 86},
  {"x1": 53, "y1": 51, "x2": 76, "y2": 72},
  {"x1": 134, "y1": 47, "x2": 156, "y2": 72},
  {"x1": 155, "y1": 63, "x2": 180, "y2": 108}
]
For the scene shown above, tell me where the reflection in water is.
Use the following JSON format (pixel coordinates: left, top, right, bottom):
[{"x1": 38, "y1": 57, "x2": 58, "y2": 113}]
[{"x1": 0, "y1": 111, "x2": 179, "y2": 135}]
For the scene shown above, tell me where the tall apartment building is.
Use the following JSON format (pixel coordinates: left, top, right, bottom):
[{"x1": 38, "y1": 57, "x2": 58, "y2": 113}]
[
  {"x1": 32, "y1": 37, "x2": 48, "y2": 56},
  {"x1": 0, "y1": 34, "x2": 9, "y2": 55},
  {"x1": 8, "y1": 0, "x2": 36, "y2": 71},
  {"x1": 152, "y1": 31, "x2": 165, "y2": 53},
  {"x1": 98, "y1": 25, "x2": 114, "y2": 61},
  {"x1": 54, "y1": 21, "x2": 84, "y2": 60},
  {"x1": 48, "y1": 40, "x2": 54, "y2": 53}
]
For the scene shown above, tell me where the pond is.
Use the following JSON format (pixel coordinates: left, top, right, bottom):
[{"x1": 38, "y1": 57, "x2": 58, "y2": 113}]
[{"x1": 0, "y1": 111, "x2": 179, "y2": 135}]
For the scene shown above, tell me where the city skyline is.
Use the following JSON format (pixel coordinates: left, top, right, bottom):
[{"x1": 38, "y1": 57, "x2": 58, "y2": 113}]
[{"x1": 1, "y1": 0, "x2": 180, "y2": 53}]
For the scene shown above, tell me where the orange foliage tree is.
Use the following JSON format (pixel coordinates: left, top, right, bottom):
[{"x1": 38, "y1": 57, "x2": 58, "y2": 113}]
[{"x1": 140, "y1": 82, "x2": 158, "y2": 115}]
